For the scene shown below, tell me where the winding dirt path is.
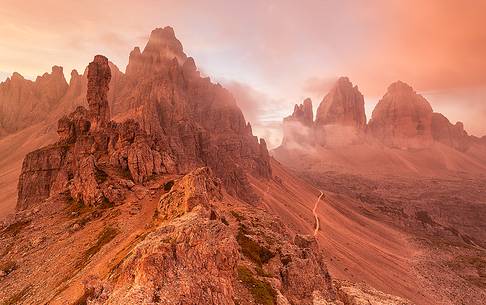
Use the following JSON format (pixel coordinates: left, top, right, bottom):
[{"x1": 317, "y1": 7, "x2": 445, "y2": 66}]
[{"x1": 313, "y1": 190, "x2": 324, "y2": 236}]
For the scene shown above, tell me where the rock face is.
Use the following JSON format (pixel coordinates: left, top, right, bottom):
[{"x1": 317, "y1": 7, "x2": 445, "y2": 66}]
[
  {"x1": 315, "y1": 77, "x2": 366, "y2": 129},
  {"x1": 0, "y1": 66, "x2": 68, "y2": 136},
  {"x1": 368, "y1": 81, "x2": 434, "y2": 149},
  {"x1": 17, "y1": 55, "x2": 168, "y2": 209},
  {"x1": 87, "y1": 55, "x2": 111, "y2": 130},
  {"x1": 109, "y1": 27, "x2": 271, "y2": 202},
  {"x1": 280, "y1": 77, "x2": 367, "y2": 148},
  {"x1": 83, "y1": 167, "x2": 338, "y2": 305},
  {"x1": 431, "y1": 113, "x2": 471, "y2": 151},
  {"x1": 17, "y1": 27, "x2": 271, "y2": 209},
  {"x1": 314, "y1": 77, "x2": 366, "y2": 147},
  {"x1": 282, "y1": 98, "x2": 314, "y2": 146}
]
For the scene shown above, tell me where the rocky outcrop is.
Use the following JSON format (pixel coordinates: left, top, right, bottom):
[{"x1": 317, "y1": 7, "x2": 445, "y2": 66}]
[
  {"x1": 280, "y1": 77, "x2": 367, "y2": 148},
  {"x1": 158, "y1": 167, "x2": 223, "y2": 220},
  {"x1": 87, "y1": 55, "x2": 111, "y2": 130},
  {"x1": 368, "y1": 81, "x2": 434, "y2": 149},
  {"x1": 82, "y1": 167, "x2": 339, "y2": 305},
  {"x1": 287, "y1": 98, "x2": 314, "y2": 127},
  {"x1": 17, "y1": 56, "x2": 165, "y2": 209}
]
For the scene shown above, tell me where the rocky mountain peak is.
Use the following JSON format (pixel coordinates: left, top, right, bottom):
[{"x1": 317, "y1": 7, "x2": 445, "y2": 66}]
[
  {"x1": 125, "y1": 27, "x2": 188, "y2": 76},
  {"x1": 289, "y1": 98, "x2": 314, "y2": 126},
  {"x1": 315, "y1": 76, "x2": 366, "y2": 129},
  {"x1": 9, "y1": 72, "x2": 25, "y2": 82},
  {"x1": 145, "y1": 26, "x2": 186, "y2": 62},
  {"x1": 281, "y1": 98, "x2": 314, "y2": 146},
  {"x1": 386, "y1": 80, "x2": 415, "y2": 94},
  {"x1": 87, "y1": 55, "x2": 111, "y2": 130},
  {"x1": 368, "y1": 81, "x2": 434, "y2": 149}
]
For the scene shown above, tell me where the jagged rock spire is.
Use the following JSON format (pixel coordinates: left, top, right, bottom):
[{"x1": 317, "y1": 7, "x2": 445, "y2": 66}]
[{"x1": 87, "y1": 55, "x2": 111, "y2": 130}]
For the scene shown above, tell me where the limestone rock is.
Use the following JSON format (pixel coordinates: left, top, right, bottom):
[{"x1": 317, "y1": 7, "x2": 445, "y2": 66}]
[
  {"x1": 0, "y1": 66, "x2": 68, "y2": 135},
  {"x1": 158, "y1": 167, "x2": 223, "y2": 220},
  {"x1": 87, "y1": 55, "x2": 111, "y2": 130},
  {"x1": 315, "y1": 77, "x2": 366, "y2": 129},
  {"x1": 17, "y1": 27, "x2": 271, "y2": 209},
  {"x1": 282, "y1": 98, "x2": 314, "y2": 146},
  {"x1": 431, "y1": 113, "x2": 471, "y2": 151},
  {"x1": 368, "y1": 81, "x2": 434, "y2": 149}
]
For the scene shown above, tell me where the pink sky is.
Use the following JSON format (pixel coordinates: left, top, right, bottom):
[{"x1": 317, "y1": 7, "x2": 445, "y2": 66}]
[{"x1": 1, "y1": 0, "x2": 485, "y2": 147}]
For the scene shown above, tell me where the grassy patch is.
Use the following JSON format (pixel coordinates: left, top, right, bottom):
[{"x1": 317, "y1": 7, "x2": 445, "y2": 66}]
[
  {"x1": 415, "y1": 211, "x2": 436, "y2": 226},
  {"x1": 1, "y1": 286, "x2": 30, "y2": 305},
  {"x1": 237, "y1": 266, "x2": 276, "y2": 305},
  {"x1": 0, "y1": 260, "x2": 17, "y2": 275},
  {"x1": 230, "y1": 211, "x2": 245, "y2": 222},
  {"x1": 2, "y1": 220, "x2": 30, "y2": 236},
  {"x1": 79, "y1": 226, "x2": 119, "y2": 267},
  {"x1": 237, "y1": 226, "x2": 274, "y2": 266}
]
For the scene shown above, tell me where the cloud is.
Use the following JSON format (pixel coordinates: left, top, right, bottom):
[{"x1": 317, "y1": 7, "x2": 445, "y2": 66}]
[
  {"x1": 302, "y1": 76, "x2": 338, "y2": 99},
  {"x1": 224, "y1": 81, "x2": 286, "y2": 148}
]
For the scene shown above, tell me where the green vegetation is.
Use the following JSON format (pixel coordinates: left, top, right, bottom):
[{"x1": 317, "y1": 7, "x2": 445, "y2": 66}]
[
  {"x1": 79, "y1": 226, "x2": 119, "y2": 267},
  {"x1": 237, "y1": 266, "x2": 276, "y2": 305},
  {"x1": 230, "y1": 210, "x2": 245, "y2": 222},
  {"x1": 415, "y1": 211, "x2": 436, "y2": 226},
  {"x1": 1, "y1": 286, "x2": 30, "y2": 305},
  {"x1": 2, "y1": 220, "x2": 30, "y2": 236},
  {"x1": 236, "y1": 226, "x2": 274, "y2": 266}
]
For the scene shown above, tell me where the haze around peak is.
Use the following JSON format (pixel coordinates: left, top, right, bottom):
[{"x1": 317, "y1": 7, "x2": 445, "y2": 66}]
[{"x1": 1, "y1": 0, "x2": 486, "y2": 147}]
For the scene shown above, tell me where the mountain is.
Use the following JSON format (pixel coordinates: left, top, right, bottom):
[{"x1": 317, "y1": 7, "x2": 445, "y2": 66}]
[
  {"x1": 281, "y1": 98, "x2": 313, "y2": 147},
  {"x1": 272, "y1": 77, "x2": 486, "y2": 305},
  {"x1": 0, "y1": 66, "x2": 68, "y2": 136},
  {"x1": 0, "y1": 28, "x2": 422, "y2": 305},
  {"x1": 275, "y1": 77, "x2": 486, "y2": 174},
  {"x1": 314, "y1": 77, "x2": 367, "y2": 147}
]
